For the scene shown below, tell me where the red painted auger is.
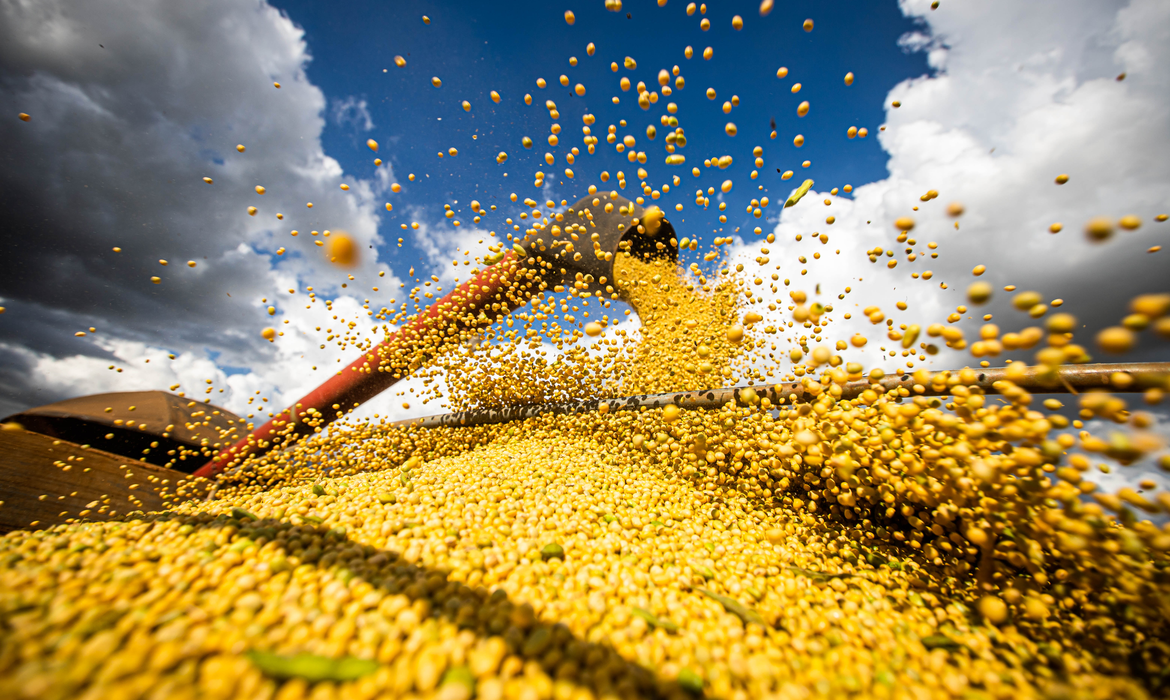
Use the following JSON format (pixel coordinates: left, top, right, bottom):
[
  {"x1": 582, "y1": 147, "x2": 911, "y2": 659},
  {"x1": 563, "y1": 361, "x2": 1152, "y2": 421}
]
[{"x1": 193, "y1": 193, "x2": 676, "y2": 478}]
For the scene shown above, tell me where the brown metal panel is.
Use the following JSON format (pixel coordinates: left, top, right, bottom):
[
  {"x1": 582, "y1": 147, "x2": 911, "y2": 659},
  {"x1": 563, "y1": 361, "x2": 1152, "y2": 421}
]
[{"x1": 0, "y1": 429, "x2": 209, "y2": 533}]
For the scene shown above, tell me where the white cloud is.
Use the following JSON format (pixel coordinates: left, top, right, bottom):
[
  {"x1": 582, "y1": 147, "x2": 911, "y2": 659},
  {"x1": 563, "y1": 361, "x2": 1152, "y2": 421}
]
[
  {"x1": 2, "y1": 339, "x2": 220, "y2": 399},
  {"x1": 408, "y1": 212, "x2": 497, "y2": 288},
  {"x1": 729, "y1": 0, "x2": 1170, "y2": 377},
  {"x1": 0, "y1": 0, "x2": 403, "y2": 417},
  {"x1": 331, "y1": 96, "x2": 374, "y2": 133},
  {"x1": 897, "y1": 31, "x2": 934, "y2": 54},
  {"x1": 1078, "y1": 411, "x2": 1169, "y2": 521}
]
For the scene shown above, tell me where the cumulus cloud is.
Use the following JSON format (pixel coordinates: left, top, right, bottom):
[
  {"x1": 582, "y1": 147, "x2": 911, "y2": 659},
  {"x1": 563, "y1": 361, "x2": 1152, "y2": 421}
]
[
  {"x1": 729, "y1": 0, "x2": 1170, "y2": 374},
  {"x1": 408, "y1": 211, "x2": 496, "y2": 287},
  {"x1": 0, "y1": 0, "x2": 401, "y2": 417},
  {"x1": 1081, "y1": 412, "x2": 1169, "y2": 484},
  {"x1": 331, "y1": 96, "x2": 374, "y2": 133}
]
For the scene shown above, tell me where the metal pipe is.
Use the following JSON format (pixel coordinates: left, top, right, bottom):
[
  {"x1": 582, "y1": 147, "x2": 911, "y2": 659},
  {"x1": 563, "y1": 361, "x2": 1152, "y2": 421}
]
[{"x1": 387, "y1": 362, "x2": 1170, "y2": 431}]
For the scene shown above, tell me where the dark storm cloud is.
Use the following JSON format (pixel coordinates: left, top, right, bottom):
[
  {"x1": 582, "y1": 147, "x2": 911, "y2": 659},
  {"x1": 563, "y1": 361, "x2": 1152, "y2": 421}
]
[{"x1": 0, "y1": 0, "x2": 392, "y2": 413}]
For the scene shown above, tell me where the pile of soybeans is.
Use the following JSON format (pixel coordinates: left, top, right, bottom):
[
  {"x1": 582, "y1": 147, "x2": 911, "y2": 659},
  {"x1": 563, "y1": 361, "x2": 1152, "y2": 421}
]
[{"x1": 3, "y1": 249, "x2": 1170, "y2": 700}]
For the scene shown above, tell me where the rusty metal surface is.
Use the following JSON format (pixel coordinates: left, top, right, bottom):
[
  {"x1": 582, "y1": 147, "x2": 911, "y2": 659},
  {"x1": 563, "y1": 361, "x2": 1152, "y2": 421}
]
[
  {"x1": 520, "y1": 191, "x2": 678, "y2": 297},
  {"x1": 852, "y1": 362, "x2": 1170, "y2": 398},
  {"x1": 388, "y1": 362, "x2": 1170, "y2": 431}
]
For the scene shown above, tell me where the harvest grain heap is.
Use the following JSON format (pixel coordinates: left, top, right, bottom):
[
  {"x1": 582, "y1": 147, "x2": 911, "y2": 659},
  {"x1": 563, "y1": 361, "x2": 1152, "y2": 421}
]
[{"x1": 3, "y1": 246, "x2": 1170, "y2": 700}]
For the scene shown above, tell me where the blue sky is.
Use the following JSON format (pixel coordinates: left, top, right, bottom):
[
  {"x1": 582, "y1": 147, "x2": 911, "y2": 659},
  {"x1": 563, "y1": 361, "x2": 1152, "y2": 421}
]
[{"x1": 273, "y1": 0, "x2": 929, "y2": 281}]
